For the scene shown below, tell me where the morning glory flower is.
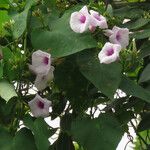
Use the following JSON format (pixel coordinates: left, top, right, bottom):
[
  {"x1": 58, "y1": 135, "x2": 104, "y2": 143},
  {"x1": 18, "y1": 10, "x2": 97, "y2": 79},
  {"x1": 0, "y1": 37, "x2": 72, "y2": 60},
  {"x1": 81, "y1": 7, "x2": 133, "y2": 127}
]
[
  {"x1": 34, "y1": 66, "x2": 55, "y2": 91},
  {"x1": 29, "y1": 50, "x2": 54, "y2": 91},
  {"x1": 104, "y1": 26, "x2": 129, "y2": 48},
  {"x1": 70, "y1": 6, "x2": 91, "y2": 33},
  {"x1": 89, "y1": 10, "x2": 108, "y2": 32},
  {"x1": 28, "y1": 94, "x2": 52, "y2": 118},
  {"x1": 98, "y1": 42, "x2": 121, "y2": 64},
  {"x1": 29, "y1": 50, "x2": 51, "y2": 75}
]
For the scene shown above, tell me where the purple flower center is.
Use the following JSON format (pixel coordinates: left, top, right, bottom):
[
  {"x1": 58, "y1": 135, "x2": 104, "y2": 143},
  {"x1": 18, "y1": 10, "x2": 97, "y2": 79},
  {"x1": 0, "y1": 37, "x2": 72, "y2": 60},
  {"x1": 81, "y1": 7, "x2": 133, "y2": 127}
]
[
  {"x1": 43, "y1": 57, "x2": 49, "y2": 65},
  {"x1": 116, "y1": 32, "x2": 121, "y2": 41},
  {"x1": 37, "y1": 100, "x2": 44, "y2": 109},
  {"x1": 106, "y1": 48, "x2": 114, "y2": 56},
  {"x1": 79, "y1": 15, "x2": 86, "y2": 23},
  {"x1": 94, "y1": 14, "x2": 101, "y2": 21}
]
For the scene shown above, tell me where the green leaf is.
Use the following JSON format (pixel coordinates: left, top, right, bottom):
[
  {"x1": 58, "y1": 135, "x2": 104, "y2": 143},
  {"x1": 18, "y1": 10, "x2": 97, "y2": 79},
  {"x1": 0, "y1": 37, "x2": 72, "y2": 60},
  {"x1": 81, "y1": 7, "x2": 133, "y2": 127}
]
[
  {"x1": 24, "y1": 116, "x2": 51, "y2": 150},
  {"x1": 11, "y1": 10, "x2": 29, "y2": 39},
  {"x1": 54, "y1": 115, "x2": 74, "y2": 150},
  {"x1": 43, "y1": 0, "x2": 56, "y2": 7},
  {"x1": 0, "y1": 127, "x2": 13, "y2": 150},
  {"x1": 0, "y1": 10, "x2": 10, "y2": 36},
  {"x1": 114, "y1": 7, "x2": 143, "y2": 19},
  {"x1": 49, "y1": 6, "x2": 83, "y2": 31},
  {"x1": 55, "y1": 56, "x2": 93, "y2": 112},
  {"x1": 0, "y1": 80, "x2": 17, "y2": 102},
  {"x1": 131, "y1": 29, "x2": 150, "y2": 39},
  {"x1": 137, "y1": 113, "x2": 150, "y2": 132},
  {"x1": 120, "y1": 76, "x2": 150, "y2": 103},
  {"x1": 0, "y1": 98, "x2": 17, "y2": 121},
  {"x1": 0, "y1": 0, "x2": 9, "y2": 4},
  {"x1": 31, "y1": 30, "x2": 96, "y2": 57},
  {"x1": 2, "y1": 47, "x2": 12, "y2": 61},
  {"x1": 122, "y1": 18, "x2": 150, "y2": 30},
  {"x1": 54, "y1": 132, "x2": 74, "y2": 150},
  {"x1": 139, "y1": 41, "x2": 150, "y2": 58},
  {"x1": 74, "y1": 142, "x2": 84, "y2": 150},
  {"x1": 11, "y1": 0, "x2": 36, "y2": 39},
  {"x1": 77, "y1": 50, "x2": 122, "y2": 99},
  {"x1": 134, "y1": 130, "x2": 150, "y2": 150},
  {"x1": 139, "y1": 64, "x2": 150, "y2": 83},
  {"x1": 71, "y1": 114, "x2": 124, "y2": 150},
  {"x1": 51, "y1": 93, "x2": 67, "y2": 119},
  {"x1": 12, "y1": 128, "x2": 37, "y2": 150},
  {"x1": 23, "y1": 114, "x2": 35, "y2": 130},
  {"x1": 1, "y1": 47, "x2": 16, "y2": 81},
  {"x1": 106, "y1": 4, "x2": 113, "y2": 16},
  {"x1": 0, "y1": 0, "x2": 9, "y2": 9},
  {"x1": 33, "y1": 118, "x2": 50, "y2": 150},
  {"x1": 31, "y1": 12, "x2": 97, "y2": 57}
]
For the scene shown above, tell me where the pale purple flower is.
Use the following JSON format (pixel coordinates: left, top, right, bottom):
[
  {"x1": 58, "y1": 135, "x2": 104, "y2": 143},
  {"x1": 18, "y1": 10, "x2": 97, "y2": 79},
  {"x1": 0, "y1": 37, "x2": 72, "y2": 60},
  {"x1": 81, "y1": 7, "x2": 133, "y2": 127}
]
[
  {"x1": 70, "y1": 6, "x2": 91, "y2": 33},
  {"x1": 28, "y1": 94, "x2": 52, "y2": 118},
  {"x1": 29, "y1": 50, "x2": 51, "y2": 75},
  {"x1": 89, "y1": 10, "x2": 108, "y2": 32},
  {"x1": 104, "y1": 26, "x2": 129, "y2": 48},
  {"x1": 34, "y1": 66, "x2": 55, "y2": 91},
  {"x1": 98, "y1": 42, "x2": 121, "y2": 64}
]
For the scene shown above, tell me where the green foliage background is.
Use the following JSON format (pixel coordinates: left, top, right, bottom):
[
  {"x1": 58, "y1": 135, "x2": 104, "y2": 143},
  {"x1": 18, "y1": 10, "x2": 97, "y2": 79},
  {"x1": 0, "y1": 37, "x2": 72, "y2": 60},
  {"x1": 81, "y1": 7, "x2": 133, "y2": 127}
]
[{"x1": 0, "y1": 0, "x2": 150, "y2": 149}]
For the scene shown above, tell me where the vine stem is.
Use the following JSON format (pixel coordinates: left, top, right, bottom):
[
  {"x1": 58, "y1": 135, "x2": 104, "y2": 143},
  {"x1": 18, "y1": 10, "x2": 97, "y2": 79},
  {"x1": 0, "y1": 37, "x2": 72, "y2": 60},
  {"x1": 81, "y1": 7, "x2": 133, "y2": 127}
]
[{"x1": 130, "y1": 120, "x2": 149, "y2": 148}]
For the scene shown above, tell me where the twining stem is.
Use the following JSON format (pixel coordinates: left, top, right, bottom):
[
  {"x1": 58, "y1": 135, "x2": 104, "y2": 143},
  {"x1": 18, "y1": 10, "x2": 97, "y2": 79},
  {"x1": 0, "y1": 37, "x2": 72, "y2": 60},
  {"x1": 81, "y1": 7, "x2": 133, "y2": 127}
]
[{"x1": 130, "y1": 120, "x2": 149, "y2": 149}]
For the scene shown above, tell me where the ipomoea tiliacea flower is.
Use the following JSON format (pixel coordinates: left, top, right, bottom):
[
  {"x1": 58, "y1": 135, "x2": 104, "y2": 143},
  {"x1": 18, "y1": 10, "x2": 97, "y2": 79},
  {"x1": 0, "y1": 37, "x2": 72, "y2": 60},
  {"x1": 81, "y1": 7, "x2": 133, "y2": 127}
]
[
  {"x1": 29, "y1": 50, "x2": 51, "y2": 75},
  {"x1": 70, "y1": 6, "x2": 91, "y2": 33},
  {"x1": 89, "y1": 10, "x2": 108, "y2": 32},
  {"x1": 29, "y1": 50, "x2": 54, "y2": 91},
  {"x1": 98, "y1": 42, "x2": 121, "y2": 64},
  {"x1": 28, "y1": 94, "x2": 52, "y2": 118},
  {"x1": 104, "y1": 26, "x2": 129, "y2": 49}
]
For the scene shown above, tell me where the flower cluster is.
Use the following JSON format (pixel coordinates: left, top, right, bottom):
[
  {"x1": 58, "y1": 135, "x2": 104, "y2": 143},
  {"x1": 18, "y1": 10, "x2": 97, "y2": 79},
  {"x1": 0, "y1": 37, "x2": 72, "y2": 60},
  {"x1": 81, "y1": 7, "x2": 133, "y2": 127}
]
[
  {"x1": 70, "y1": 6, "x2": 129, "y2": 64},
  {"x1": 99, "y1": 27, "x2": 129, "y2": 64},
  {"x1": 29, "y1": 50, "x2": 54, "y2": 91},
  {"x1": 70, "y1": 6, "x2": 108, "y2": 33},
  {"x1": 28, "y1": 50, "x2": 54, "y2": 118},
  {"x1": 28, "y1": 6, "x2": 130, "y2": 118}
]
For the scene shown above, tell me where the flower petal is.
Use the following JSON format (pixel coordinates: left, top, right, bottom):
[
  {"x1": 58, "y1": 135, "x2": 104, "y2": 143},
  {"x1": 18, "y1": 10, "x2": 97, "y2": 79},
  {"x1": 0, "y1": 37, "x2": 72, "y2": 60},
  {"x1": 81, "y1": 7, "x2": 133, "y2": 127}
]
[
  {"x1": 79, "y1": 6, "x2": 89, "y2": 16},
  {"x1": 107, "y1": 26, "x2": 129, "y2": 48},
  {"x1": 29, "y1": 50, "x2": 51, "y2": 75},
  {"x1": 28, "y1": 94, "x2": 51, "y2": 118},
  {"x1": 98, "y1": 42, "x2": 121, "y2": 64},
  {"x1": 34, "y1": 66, "x2": 55, "y2": 91},
  {"x1": 89, "y1": 10, "x2": 108, "y2": 29},
  {"x1": 32, "y1": 50, "x2": 51, "y2": 67},
  {"x1": 70, "y1": 6, "x2": 90, "y2": 33}
]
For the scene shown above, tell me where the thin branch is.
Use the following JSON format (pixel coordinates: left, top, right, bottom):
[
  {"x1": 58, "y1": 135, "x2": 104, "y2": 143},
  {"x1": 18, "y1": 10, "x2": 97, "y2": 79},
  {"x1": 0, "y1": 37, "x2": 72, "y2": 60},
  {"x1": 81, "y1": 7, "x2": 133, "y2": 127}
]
[{"x1": 130, "y1": 120, "x2": 149, "y2": 148}]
